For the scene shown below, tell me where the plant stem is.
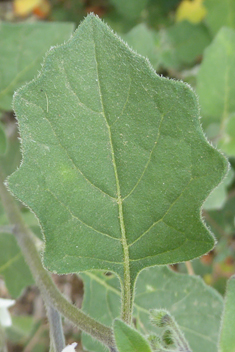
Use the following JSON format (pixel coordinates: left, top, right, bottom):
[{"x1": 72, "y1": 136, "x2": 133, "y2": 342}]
[
  {"x1": 0, "y1": 325, "x2": 7, "y2": 352},
  {"x1": 0, "y1": 226, "x2": 14, "y2": 233},
  {"x1": 185, "y1": 261, "x2": 194, "y2": 275},
  {"x1": 0, "y1": 168, "x2": 116, "y2": 351},
  {"x1": 46, "y1": 304, "x2": 65, "y2": 352}
]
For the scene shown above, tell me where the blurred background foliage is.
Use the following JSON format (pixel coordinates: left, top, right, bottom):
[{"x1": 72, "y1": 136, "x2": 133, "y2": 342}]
[{"x1": 1, "y1": 0, "x2": 235, "y2": 351}]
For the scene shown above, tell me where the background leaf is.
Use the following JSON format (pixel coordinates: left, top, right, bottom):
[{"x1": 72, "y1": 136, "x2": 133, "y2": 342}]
[
  {"x1": 159, "y1": 20, "x2": 211, "y2": 69},
  {"x1": 81, "y1": 266, "x2": 223, "y2": 352},
  {"x1": 0, "y1": 231, "x2": 34, "y2": 298},
  {"x1": 8, "y1": 15, "x2": 227, "y2": 290},
  {"x1": 122, "y1": 24, "x2": 161, "y2": 70},
  {"x1": 204, "y1": 0, "x2": 235, "y2": 36},
  {"x1": 0, "y1": 22, "x2": 74, "y2": 111},
  {"x1": 203, "y1": 169, "x2": 234, "y2": 210},
  {"x1": 109, "y1": 0, "x2": 148, "y2": 20},
  {"x1": 0, "y1": 123, "x2": 7, "y2": 155},
  {"x1": 196, "y1": 27, "x2": 235, "y2": 154},
  {"x1": 219, "y1": 276, "x2": 235, "y2": 352}
]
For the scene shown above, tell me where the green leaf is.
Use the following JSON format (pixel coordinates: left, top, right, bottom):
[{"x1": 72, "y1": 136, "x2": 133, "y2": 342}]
[
  {"x1": 0, "y1": 22, "x2": 74, "y2": 111},
  {"x1": 6, "y1": 315, "x2": 37, "y2": 344},
  {"x1": 109, "y1": 0, "x2": 148, "y2": 20},
  {"x1": 219, "y1": 276, "x2": 235, "y2": 352},
  {"x1": 204, "y1": 0, "x2": 235, "y2": 36},
  {"x1": 203, "y1": 169, "x2": 234, "y2": 210},
  {"x1": 159, "y1": 21, "x2": 211, "y2": 69},
  {"x1": 219, "y1": 113, "x2": 235, "y2": 155},
  {"x1": 122, "y1": 24, "x2": 161, "y2": 70},
  {"x1": 204, "y1": 194, "x2": 235, "y2": 240},
  {"x1": 0, "y1": 128, "x2": 21, "y2": 176},
  {"x1": 8, "y1": 15, "x2": 227, "y2": 291},
  {"x1": 81, "y1": 266, "x2": 223, "y2": 352},
  {"x1": 197, "y1": 27, "x2": 235, "y2": 134},
  {"x1": 0, "y1": 232, "x2": 34, "y2": 298},
  {"x1": 0, "y1": 123, "x2": 7, "y2": 155},
  {"x1": 114, "y1": 319, "x2": 152, "y2": 352},
  {"x1": 0, "y1": 129, "x2": 38, "y2": 297}
]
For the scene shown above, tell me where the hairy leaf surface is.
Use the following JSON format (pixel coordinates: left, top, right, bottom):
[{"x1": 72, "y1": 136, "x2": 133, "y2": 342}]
[
  {"x1": 81, "y1": 266, "x2": 223, "y2": 352},
  {"x1": 8, "y1": 15, "x2": 227, "y2": 287},
  {"x1": 0, "y1": 22, "x2": 74, "y2": 111},
  {"x1": 114, "y1": 319, "x2": 153, "y2": 352}
]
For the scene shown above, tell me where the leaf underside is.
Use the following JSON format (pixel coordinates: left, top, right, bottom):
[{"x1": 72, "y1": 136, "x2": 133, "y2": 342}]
[
  {"x1": 8, "y1": 15, "x2": 227, "y2": 287},
  {"x1": 81, "y1": 266, "x2": 223, "y2": 352}
]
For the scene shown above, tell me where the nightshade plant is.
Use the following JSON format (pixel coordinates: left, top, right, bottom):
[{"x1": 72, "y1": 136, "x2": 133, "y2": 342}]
[{"x1": 0, "y1": 13, "x2": 235, "y2": 352}]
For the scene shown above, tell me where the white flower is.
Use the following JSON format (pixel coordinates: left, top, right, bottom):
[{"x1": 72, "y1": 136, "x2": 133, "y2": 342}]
[
  {"x1": 0, "y1": 298, "x2": 15, "y2": 327},
  {"x1": 61, "y1": 342, "x2": 77, "y2": 352}
]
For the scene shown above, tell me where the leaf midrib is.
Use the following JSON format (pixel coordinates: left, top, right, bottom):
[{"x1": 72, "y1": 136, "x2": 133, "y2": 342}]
[{"x1": 92, "y1": 22, "x2": 131, "y2": 320}]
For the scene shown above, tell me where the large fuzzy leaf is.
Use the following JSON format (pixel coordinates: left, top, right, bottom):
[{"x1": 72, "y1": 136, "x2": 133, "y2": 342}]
[
  {"x1": 0, "y1": 22, "x2": 74, "y2": 111},
  {"x1": 81, "y1": 266, "x2": 223, "y2": 352},
  {"x1": 8, "y1": 15, "x2": 227, "y2": 289}
]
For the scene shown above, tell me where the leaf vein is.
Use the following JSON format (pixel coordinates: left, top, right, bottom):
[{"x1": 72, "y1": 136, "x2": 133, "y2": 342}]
[
  {"x1": 47, "y1": 188, "x2": 120, "y2": 241},
  {"x1": 20, "y1": 98, "x2": 116, "y2": 200},
  {"x1": 60, "y1": 62, "x2": 103, "y2": 114},
  {"x1": 128, "y1": 178, "x2": 193, "y2": 247},
  {"x1": 123, "y1": 106, "x2": 174, "y2": 201}
]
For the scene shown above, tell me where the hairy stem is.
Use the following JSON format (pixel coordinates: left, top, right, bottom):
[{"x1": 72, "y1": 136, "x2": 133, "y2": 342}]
[
  {"x1": 0, "y1": 168, "x2": 116, "y2": 350},
  {"x1": 46, "y1": 304, "x2": 65, "y2": 352}
]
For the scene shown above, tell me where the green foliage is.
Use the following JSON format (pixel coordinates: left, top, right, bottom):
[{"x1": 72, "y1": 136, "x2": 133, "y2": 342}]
[
  {"x1": 109, "y1": 0, "x2": 148, "y2": 20},
  {"x1": 159, "y1": 21, "x2": 211, "y2": 69},
  {"x1": 81, "y1": 266, "x2": 223, "y2": 352},
  {"x1": 123, "y1": 21, "x2": 211, "y2": 72},
  {"x1": 0, "y1": 22, "x2": 74, "y2": 111},
  {"x1": 204, "y1": 0, "x2": 235, "y2": 36},
  {"x1": 8, "y1": 16, "x2": 227, "y2": 296},
  {"x1": 197, "y1": 27, "x2": 235, "y2": 141},
  {"x1": 197, "y1": 28, "x2": 235, "y2": 122},
  {"x1": 0, "y1": 5, "x2": 234, "y2": 352},
  {"x1": 150, "y1": 309, "x2": 192, "y2": 352},
  {"x1": 0, "y1": 231, "x2": 34, "y2": 298},
  {"x1": 219, "y1": 276, "x2": 235, "y2": 352},
  {"x1": 113, "y1": 319, "x2": 152, "y2": 352},
  {"x1": 122, "y1": 24, "x2": 161, "y2": 70},
  {"x1": 203, "y1": 169, "x2": 234, "y2": 210},
  {"x1": 6, "y1": 316, "x2": 37, "y2": 344},
  {"x1": 0, "y1": 123, "x2": 7, "y2": 155}
]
